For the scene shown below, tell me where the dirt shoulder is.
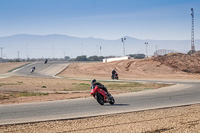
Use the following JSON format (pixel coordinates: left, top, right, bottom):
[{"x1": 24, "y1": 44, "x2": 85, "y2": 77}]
[
  {"x1": 1, "y1": 104, "x2": 200, "y2": 133},
  {"x1": 0, "y1": 62, "x2": 30, "y2": 74}
]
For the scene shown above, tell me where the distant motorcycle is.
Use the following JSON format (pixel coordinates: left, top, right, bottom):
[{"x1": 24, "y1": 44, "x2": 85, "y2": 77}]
[
  {"x1": 44, "y1": 59, "x2": 48, "y2": 64},
  {"x1": 111, "y1": 73, "x2": 118, "y2": 80},
  {"x1": 91, "y1": 85, "x2": 115, "y2": 105},
  {"x1": 31, "y1": 67, "x2": 36, "y2": 73}
]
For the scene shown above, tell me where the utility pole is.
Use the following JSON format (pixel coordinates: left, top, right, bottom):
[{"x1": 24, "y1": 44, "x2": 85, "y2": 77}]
[
  {"x1": 100, "y1": 46, "x2": 102, "y2": 56},
  {"x1": 17, "y1": 51, "x2": 20, "y2": 60},
  {"x1": 155, "y1": 45, "x2": 158, "y2": 57},
  {"x1": 191, "y1": 8, "x2": 195, "y2": 54},
  {"x1": 26, "y1": 44, "x2": 29, "y2": 59},
  {"x1": 145, "y1": 42, "x2": 148, "y2": 58},
  {"x1": 81, "y1": 43, "x2": 83, "y2": 55},
  {"x1": 52, "y1": 45, "x2": 54, "y2": 59},
  {"x1": 121, "y1": 37, "x2": 126, "y2": 56},
  {"x1": 0, "y1": 47, "x2": 3, "y2": 62}
]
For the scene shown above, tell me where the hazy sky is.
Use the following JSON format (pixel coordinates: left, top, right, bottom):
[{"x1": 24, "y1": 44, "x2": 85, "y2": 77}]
[{"x1": 0, "y1": 0, "x2": 200, "y2": 40}]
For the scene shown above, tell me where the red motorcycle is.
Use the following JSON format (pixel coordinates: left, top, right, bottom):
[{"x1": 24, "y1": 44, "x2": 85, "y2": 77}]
[{"x1": 91, "y1": 86, "x2": 115, "y2": 105}]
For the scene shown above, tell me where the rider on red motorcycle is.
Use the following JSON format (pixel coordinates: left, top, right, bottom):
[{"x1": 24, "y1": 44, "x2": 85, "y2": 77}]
[{"x1": 91, "y1": 79, "x2": 111, "y2": 97}]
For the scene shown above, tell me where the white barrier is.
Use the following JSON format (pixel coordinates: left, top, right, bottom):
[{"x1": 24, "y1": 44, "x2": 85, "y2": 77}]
[{"x1": 103, "y1": 56, "x2": 130, "y2": 63}]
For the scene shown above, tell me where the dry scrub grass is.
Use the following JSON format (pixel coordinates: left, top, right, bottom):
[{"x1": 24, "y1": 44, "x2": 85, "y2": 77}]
[
  {"x1": 0, "y1": 76, "x2": 168, "y2": 104},
  {"x1": 0, "y1": 76, "x2": 91, "y2": 104}
]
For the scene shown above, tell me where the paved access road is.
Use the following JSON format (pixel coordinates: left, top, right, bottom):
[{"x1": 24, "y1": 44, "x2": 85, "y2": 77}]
[{"x1": 0, "y1": 61, "x2": 200, "y2": 125}]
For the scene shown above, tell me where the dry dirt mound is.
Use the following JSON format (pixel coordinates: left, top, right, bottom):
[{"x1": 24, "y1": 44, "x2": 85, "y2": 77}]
[
  {"x1": 0, "y1": 62, "x2": 30, "y2": 74},
  {"x1": 152, "y1": 51, "x2": 200, "y2": 73},
  {"x1": 58, "y1": 52, "x2": 200, "y2": 79}
]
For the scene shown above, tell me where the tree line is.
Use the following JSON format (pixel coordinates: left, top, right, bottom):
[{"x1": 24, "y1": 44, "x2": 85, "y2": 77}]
[{"x1": 0, "y1": 54, "x2": 146, "y2": 62}]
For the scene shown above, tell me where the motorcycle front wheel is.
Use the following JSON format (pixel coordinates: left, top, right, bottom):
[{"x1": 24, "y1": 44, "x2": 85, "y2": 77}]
[
  {"x1": 109, "y1": 96, "x2": 115, "y2": 105},
  {"x1": 96, "y1": 93, "x2": 104, "y2": 105}
]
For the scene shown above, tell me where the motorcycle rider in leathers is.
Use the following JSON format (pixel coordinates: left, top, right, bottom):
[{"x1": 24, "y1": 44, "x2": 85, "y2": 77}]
[
  {"x1": 91, "y1": 79, "x2": 111, "y2": 97},
  {"x1": 112, "y1": 69, "x2": 118, "y2": 78}
]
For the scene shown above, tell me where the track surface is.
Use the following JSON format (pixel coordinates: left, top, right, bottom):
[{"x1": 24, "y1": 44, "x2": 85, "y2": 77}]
[
  {"x1": 13, "y1": 61, "x2": 69, "y2": 78},
  {"x1": 0, "y1": 61, "x2": 200, "y2": 125}
]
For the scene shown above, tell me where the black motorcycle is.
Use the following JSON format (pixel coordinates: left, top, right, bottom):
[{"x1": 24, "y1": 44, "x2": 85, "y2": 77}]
[{"x1": 111, "y1": 73, "x2": 118, "y2": 80}]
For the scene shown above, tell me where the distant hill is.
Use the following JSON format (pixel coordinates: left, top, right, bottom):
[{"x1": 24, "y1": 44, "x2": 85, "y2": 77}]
[{"x1": 0, "y1": 34, "x2": 199, "y2": 59}]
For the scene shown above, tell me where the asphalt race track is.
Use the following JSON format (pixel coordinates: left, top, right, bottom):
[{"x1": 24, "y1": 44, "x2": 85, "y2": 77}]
[
  {"x1": 0, "y1": 61, "x2": 200, "y2": 125},
  {"x1": 12, "y1": 61, "x2": 69, "y2": 78}
]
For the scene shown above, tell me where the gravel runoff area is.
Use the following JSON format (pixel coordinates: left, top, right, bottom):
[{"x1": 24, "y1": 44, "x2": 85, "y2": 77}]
[{"x1": 1, "y1": 104, "x2": 200, "y2": 133}]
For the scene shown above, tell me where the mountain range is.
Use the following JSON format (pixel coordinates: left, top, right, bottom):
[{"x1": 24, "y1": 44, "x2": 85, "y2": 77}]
[{"x1": 0, "y1": 34, "x2": 199, "y2": 59}]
